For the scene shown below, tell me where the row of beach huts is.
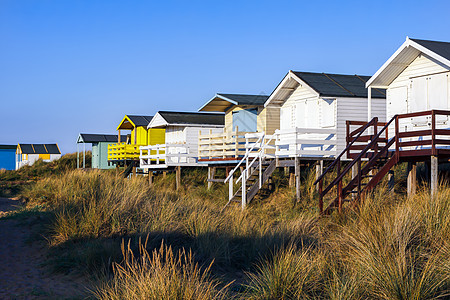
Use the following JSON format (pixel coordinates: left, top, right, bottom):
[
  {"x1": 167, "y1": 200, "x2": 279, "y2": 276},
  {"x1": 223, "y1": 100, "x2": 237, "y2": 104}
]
[{"x1": 3, "y1": 37, "x2": 450, "y2": 213}]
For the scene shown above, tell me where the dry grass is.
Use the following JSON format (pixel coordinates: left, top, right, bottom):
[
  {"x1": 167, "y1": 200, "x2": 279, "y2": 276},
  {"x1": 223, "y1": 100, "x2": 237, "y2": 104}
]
[
  {"x1": 17, "y1": 159, "x2": 450, "y2": 299},
  {"x1": 94, "y1": 239, "x2": 228, "y2": 300}
]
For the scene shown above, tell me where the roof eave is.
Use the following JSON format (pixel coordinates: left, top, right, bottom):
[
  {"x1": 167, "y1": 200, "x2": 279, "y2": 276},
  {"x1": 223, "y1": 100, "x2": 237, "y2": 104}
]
[
  {"x1": 198, "y1": 94, "x2": 238, "y2": 112},
  {"x1": 367, "y1": 37, "x2": 450, "y2": 88}
]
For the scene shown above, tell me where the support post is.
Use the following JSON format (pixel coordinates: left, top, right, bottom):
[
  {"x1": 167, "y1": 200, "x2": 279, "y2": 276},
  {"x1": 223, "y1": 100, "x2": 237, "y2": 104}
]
[
  {"x1": 207, "y1": 167, "x2": 214, "y2": 190},
  {"x1": 407, "y1": 162, "x2": 416, "y2": 197},
  {"x1": 315, "y1": 160, "x2": 323, "y2": 192},
  {"x1": 77, "y1": 143, "x2": 79, "y2": 169},
  {"x1": 295, "y1": 157, "x2": 300, "y2": 202},
  {"x1": 176, "y1": 166, "x2": 181, "y2": 190},
  {"x1": 83, "y1": 142, "x2": 86, "y2": 168},
  {"x1": 148, "y1": 170, "x2": 153, "y2": 186},
  {"x1": 388, "y1": 170, "x2": 395, "y2": 191},
  {"x1": 241, "y1": 170, "x2": 246, "y2": 210},
  {"x1": 431, "y1": 156, "x2": 438, "y2": 197},
  {"x1": 229, "y1": 174, "x2": 233, "y2": 201},
  {"x1": 289, "y1": 171, "x2": 295, "y2": 187},
  {"x1": 367, "y1": 86, "x2": 372, "y2": 122},
  {"x1": 163, "y1": 171, "x2": 167, "y2": 178}
]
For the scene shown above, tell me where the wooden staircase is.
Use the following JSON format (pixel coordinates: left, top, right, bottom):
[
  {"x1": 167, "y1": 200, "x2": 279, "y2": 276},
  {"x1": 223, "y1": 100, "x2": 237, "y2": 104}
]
[
  {"x1": 223, "y1": 133, "x2": 276, "y2": 210},
  {"x1": 315, "y1": 116, "x2": 398, "y2": 214}
]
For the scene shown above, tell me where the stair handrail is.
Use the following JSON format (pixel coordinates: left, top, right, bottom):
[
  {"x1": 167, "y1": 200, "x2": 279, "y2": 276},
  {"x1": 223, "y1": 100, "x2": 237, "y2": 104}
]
[
  {"x1": 235, "y1": 133, "x2": 276, "y2": 184},
  {"x1": 313, "y1": 117, "x2": 379, "y2": 185},
  {"x1": 318, "y1": 115, "x2": 396, "y2": 196},
  {"x1": 224, "y1": 133, "x2": 265, "y2": 183}
]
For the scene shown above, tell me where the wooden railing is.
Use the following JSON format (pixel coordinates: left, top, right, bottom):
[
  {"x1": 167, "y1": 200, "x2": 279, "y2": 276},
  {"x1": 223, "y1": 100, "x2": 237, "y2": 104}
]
[
  {"x1": 316, "y1": 110, "x2": 450, "y2": 215},
  {"x1": 346, "y1": 120, "x2": 389, "y2": 159},
  {"x1": 274, "y1": 127, "x2": 337, "y2": 158},
  {"x1": 107, "y1": 143, "x2": 142, "y2": 161},
  {"x1": 140, "y1": 144, "x2": 197, "y2": 168},
  {"x1": 395, "y1": 110, "x2": 450, "y2": 155},
  {"x1": 198, "y1": 127, "x2": 252, "y2": 160}
]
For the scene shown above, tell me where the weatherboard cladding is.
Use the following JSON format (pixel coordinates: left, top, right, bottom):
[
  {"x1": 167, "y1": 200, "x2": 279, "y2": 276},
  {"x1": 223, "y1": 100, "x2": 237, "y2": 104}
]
[
  {"x1": 158, "y1": 111, "x2": 224, "y2": 126},
  {"x1": 411, "y1": 38, "x2": 450, "y2": 62},
  {"x1": 19, "y1": 144, "x2": 60, "y2": 154},
  {"x1": 127, "y1": 115, "x2": 153, "y2": 127},
  {"x1": 292, "y1": 72, "x2": 386, "y2": 98},
  {"x1": 79, "y1": 134, "x2": 126, "y2": 143},
  {"x1": 217, "y1": 94, "x2": 269, "y2": 106}
]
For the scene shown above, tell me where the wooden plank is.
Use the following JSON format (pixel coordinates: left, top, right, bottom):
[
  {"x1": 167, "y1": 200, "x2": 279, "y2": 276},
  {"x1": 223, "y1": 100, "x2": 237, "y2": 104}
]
[{"x1": 398, "y1": 129, "x2": 432, "y2": 139}]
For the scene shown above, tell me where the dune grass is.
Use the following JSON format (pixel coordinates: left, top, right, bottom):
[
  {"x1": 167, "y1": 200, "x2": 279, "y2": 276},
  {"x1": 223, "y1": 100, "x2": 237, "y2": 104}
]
[{"x1": 12, "y1": 155, "x2": 450, "y2": 299}]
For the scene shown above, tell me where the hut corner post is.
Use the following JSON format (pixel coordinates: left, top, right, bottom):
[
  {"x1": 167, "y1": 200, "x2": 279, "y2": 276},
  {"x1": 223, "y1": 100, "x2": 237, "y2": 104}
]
[
  {"x1": 316, "y1": 160, "x2": 323, "y2": 192},
  {"x1": 77, "y1": 143, "x2": 79, "y2": 169}
]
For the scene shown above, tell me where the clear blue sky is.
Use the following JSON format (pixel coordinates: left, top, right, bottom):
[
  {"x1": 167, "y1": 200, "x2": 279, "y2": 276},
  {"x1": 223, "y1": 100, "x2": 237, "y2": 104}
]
[{"x1": 1, "y1": 0, "x2": 450, "y2": 153}]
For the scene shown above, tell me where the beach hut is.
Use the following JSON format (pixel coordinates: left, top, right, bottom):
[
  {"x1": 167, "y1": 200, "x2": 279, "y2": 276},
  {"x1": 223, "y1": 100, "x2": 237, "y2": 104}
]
[
  {"x1": 76, "y1": 133, "x2": 126, "y2": 169},
  {"x1": 264, "y1": 71, "x2": 386, "y2": 158},
  {"x1": 315, "y1": 38, "x2": 450, "y2": 214},
  {"x1": 140, "y1": 111, "x2": 224, "y2": 169},
  {"x1": 224, "y1": 71, "x2": 386, "y2": 209},
  {"x1": 366, "y1": 37, "x2": 450, "y2": 133},
  {"x1": 107, "y1": 115, "x2": 165, "y2": 167},
  {"x1": 362, "y1": 37, "x2": 450, "y2": 197},
  {"x1": 0, "y1": 145, "x2": 17, "y2": 170},
  {"x1": 16, "y1": 144, "x2": 61, "y2": 169},
  {"x1": 197, "y1": 93, "x2": 277, "y2": 161}
]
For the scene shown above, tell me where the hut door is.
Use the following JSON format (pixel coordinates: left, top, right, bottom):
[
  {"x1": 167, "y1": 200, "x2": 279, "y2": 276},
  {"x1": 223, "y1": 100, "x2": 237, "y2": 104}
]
[
  {"x1": 387, "y1": 86, "x2": 408, "y2": 119},
  {"x1": 428, "y1": 73, "x2": 448, "y2": 124},
  {"x1": 410, "y1": 76, "x2": 429, "y2": 126},
  {"x1": 232, "y1": 108, "x2": 257, "y2": 132}
]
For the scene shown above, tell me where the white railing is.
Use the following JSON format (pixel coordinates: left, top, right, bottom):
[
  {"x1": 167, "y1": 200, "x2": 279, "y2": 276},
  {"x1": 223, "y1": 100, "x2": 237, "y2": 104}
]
[
  {"x1": 274, "y1": 127, "x2": 337, "y2": 158},
  {"x1": 140, "y1": 143, "x2": 197, "y2": 168},
  {"x1": 224, "y1": 132, "x2": 275, "y2": 209}
]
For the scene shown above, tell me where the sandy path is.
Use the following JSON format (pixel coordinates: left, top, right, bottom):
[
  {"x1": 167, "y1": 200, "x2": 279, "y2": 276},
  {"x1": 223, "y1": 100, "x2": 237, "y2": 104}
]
[{"x1": 0, "y1": 198, "x2": 89, "y2": 299}]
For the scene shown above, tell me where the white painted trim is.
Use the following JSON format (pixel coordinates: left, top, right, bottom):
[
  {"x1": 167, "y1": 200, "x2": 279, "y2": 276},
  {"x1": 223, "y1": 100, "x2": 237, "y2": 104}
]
[
  {"x1": 264, "y1": 70, "x2": 320, "y2": 107},
  {"x1": 367, "y1": 37, "x2": 450, "y2": 88},
  {"x1": 198, "y1": 94, "x2": 238, "y2": 111}
]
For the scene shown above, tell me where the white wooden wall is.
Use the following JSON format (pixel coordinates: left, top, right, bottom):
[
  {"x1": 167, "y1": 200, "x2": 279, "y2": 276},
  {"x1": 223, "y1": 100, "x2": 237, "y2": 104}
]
[
  {"x1": 386, "y1": 54, "x2": 450, "y2": 138},
  {"x1": 336, "y1": 97, "x2": 386, "y2": 155},
  {"x1": 165, "y1": 125, "x2": 223, "y2": 159},
  {"x1": 280, "y1": 84, "x2": 319, "y2": 130}
]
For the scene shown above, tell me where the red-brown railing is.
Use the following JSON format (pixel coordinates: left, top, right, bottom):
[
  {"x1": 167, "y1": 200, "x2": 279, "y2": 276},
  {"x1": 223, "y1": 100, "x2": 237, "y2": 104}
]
[{"x1": 316, "y1": 110, "x2": 450, "y2": 215}]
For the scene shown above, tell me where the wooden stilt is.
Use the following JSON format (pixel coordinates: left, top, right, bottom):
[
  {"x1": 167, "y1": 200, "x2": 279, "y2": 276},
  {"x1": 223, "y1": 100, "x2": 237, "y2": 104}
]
[
  {"x1": 289, "y1": 172, "x2": 295, "y2": 187},
  {"x1": 431, "y1": 156, "x2": 438, "y2": 197},
  {"x1": 388, "y1": 170, "x2": 395, "y2": 191},
  {"x1": 295, "y1": 157, "x2": 300, "y2": 202},
  {"x1": 163, "y1": 171, "x2": 167, "y2": 178},
  {"x1": 407, "y1": 162, "x2": 416, "y2": 197},
  {"x1": 316, "y1": 160, "x2": 323, "y2": 192},
  {"x1": 176, "y1": 166, "x2": 181, "y2": 190},
  {"x1": 284, "y1": 166, "x2": 289, "y2": 176},
  {"x1": 207, "y1": 167, "x2": 216, "y2": 190},
  {"x1": 148, "y1": 171, "x2": 153, "y2": 186}
]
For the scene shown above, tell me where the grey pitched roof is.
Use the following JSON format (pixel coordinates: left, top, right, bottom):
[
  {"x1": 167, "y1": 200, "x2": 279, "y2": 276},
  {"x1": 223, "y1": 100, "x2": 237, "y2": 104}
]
[
  {"x1": 127, "y1": 115, "x2": 154, "y2": 127},
  {"x1": 18, "y1": 144, "x2": 60, "y2": 154},
  {"x1": 292, "y1": 72, "x2": 386, "y2": 98},
  {"x1": 158, "y1": 111, "x2": 224, "y2": 126},
  {"x1": 216, "y1": 94, "x2": 269, "y2": 105},
  {"x1": 0, "y1": 145, "x2": 16, "y2": 150},
  {"x1": 78, "y1": 134, "x2": 126, "y2": 143},
  {"x1": 410, "y1": 38, "x2": 450, "y2": 62}
]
